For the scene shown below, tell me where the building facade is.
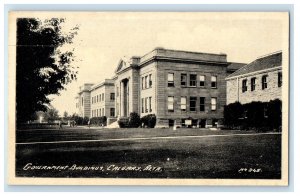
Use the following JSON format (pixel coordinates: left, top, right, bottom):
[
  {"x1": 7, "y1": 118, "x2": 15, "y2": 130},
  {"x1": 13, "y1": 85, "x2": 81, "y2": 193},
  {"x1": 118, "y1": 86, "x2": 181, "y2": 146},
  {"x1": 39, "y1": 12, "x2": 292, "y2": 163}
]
[
  {"x1": 226, "y1": 51, "x2": 282, "y2": 104},
  {"x1": 114, "y1": 47, "x2": 244, "y2": 128},
  {"x1": 75, "y1": 83, "x2": 94, "y2": 118},
  {"x1": 90, "y1": 79, "x2": 115, "y2": 118}
]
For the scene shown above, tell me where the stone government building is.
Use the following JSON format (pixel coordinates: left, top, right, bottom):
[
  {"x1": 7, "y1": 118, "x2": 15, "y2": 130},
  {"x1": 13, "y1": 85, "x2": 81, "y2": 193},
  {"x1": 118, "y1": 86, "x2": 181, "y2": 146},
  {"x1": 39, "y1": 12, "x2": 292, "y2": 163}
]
[{"x1": 75, "y1": 48, "x2": 282, "y2": 128}]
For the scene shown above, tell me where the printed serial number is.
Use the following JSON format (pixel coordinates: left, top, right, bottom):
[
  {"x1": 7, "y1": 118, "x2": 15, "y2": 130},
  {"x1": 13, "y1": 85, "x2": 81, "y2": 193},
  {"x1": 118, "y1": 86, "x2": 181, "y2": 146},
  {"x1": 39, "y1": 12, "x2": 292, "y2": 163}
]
[{"x1": 238, "y1": 168, "x2": 262, "y2": 173}]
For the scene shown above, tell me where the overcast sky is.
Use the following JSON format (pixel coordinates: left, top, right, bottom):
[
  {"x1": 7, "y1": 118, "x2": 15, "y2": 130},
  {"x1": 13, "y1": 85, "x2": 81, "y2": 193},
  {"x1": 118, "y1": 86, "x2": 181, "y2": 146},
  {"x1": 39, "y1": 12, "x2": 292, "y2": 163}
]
[{"x1": 44, "y1": 12, "x2": 287, "y2": 116}]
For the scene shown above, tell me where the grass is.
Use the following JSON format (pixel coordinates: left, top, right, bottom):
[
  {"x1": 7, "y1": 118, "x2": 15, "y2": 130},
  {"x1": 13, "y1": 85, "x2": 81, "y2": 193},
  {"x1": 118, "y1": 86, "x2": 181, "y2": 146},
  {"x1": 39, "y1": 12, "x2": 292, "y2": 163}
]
[
  {"x1": 16, "y1": 127, "x2": 281, "y2": 179},
  {"x1": 16, "y1": 127, "x2": 258, "y2": 143}
]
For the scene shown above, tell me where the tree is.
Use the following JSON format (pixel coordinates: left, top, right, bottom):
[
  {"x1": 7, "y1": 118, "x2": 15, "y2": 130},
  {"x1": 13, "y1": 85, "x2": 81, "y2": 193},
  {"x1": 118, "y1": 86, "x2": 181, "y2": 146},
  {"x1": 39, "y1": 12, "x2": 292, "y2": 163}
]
[
  {"x1": 16, "y1": 18, "x2": 79, "y2": 123},
  {"x1": 63, "y1": 111, "x2": 69, "y2": 118},
  {"x1": 44, "y1": 106, "x2": 60, "y2": 123}
]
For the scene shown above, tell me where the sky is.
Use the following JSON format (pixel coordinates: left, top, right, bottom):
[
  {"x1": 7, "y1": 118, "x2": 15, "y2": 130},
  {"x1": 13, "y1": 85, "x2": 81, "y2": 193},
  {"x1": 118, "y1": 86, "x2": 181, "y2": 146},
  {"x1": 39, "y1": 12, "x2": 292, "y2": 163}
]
[{"x1": 43, "y1": 12, "x2": 287, "y2": 116}]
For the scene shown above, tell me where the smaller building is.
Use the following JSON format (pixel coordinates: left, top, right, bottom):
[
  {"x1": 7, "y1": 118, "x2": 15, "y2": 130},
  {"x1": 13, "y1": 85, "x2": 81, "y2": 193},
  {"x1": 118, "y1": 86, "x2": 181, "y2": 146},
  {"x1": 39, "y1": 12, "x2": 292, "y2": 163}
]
[
  {"x1": 226, "y1": 51, "x2": 282, "y2": 104},
  {"x1": 90, "y1": 79, "x2": 115, "y2": 118},
  {"x1": 75, "y1": 83, "x2": 94, "y2": 118}
]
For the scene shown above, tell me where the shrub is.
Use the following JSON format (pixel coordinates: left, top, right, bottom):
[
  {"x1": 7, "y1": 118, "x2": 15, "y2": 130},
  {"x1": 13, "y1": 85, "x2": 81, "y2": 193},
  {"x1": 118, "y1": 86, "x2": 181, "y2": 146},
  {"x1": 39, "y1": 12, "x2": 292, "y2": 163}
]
[
  {"x1": 128, "y1": 112, "x2": 141, "y2": 128},
  {"x1": 73, "y1": 116, "x2": 89, "y2": 125},
  {"x1": 90, "y1": 116, "x2": 107, "y2": 126},
  {"x1": 224, "y1": 102, "x2": 243, "y2": 129},
  {"x1": 267, "y1": 99, "x2": 282, "y2": 131},
  {"x1": 141, "y1": 114, "x2": 156, "y2": 128},
  {"x1": 243, "y1": 101, "x2": 265, "y2": 130},
  {"x1": 117, "y1": 117, "x2": 130, "y2": 128},
  {"x1": 224, "y1": 99, "x2": 282, "y2": 131}
]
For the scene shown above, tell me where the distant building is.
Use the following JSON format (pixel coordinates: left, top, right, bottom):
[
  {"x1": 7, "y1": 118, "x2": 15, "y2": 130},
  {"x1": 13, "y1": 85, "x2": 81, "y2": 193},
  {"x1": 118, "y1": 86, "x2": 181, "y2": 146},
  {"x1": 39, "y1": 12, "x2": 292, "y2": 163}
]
[
  {"x1": 114, "y1": 47, "x2": 244, "y2": 128},
  {"x1": 226, "y1": 51, "x2": 282, "y2": 104},
  {"x1": 75, "y1": 83, "x2": 94, "y2": 118},
  {"x1": 90, "y1": 79, "x2": 115, "y2": 118}
]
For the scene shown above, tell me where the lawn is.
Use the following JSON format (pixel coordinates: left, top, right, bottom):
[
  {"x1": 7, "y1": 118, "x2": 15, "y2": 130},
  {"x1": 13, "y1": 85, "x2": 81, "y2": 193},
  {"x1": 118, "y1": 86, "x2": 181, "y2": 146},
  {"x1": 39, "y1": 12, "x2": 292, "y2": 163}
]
[{"x1": 16, "y1": 128, "x2": 281, "y2": 179}]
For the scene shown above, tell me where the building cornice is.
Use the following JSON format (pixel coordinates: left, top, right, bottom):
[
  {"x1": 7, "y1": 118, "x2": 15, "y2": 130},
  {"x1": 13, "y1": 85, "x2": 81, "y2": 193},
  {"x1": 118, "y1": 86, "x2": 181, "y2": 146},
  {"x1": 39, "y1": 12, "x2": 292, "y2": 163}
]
[{"x1": 139, "y1": 56, "x2": 229, "y2": 69}]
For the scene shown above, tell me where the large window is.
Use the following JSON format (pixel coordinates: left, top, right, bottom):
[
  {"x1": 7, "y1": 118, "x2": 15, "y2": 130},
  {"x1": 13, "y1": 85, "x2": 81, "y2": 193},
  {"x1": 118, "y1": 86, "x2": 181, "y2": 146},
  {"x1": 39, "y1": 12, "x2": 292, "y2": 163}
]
[
  {"x1": 110, "y1": 93, "x2": 115, "y2": 101},
  {"x1": 251, "y1": 77, "x2": 256, "y2": 91},
  {"x1": 141, "y1": 98, "x2": 144, "y2": 113},
  {"x1": 190, "y1": 97, "x2": 197, "y2": 112},
  {"x1": 242, "y1": 79, "x2": 247, "y2": 92},
  {"x1": 99, "y1": 94, "x2": 101, "y2": 102},
  {"x1": 145, "y1": 97, "x2": 148, "y2": 113},
  {"x1": 102, "y1": 93, "x2": 104, "y2": 101},
  {"x1": 211, "y1": 97, "x2": 217, "y2": 111},
  {"x1": 278, "y1": 72, "x2": 282, "y2": 87},
  {"x1": 211, "y1": 76, "x2": 217, "y2": 88},
  {"x1": 141, "y1": 77, "x2": 144, "y2": 89},
  {"x1": 110, "y1": 108, "x2": 115, "y2": 117},
  {"x1": 168, "y1": 73, "x2": 174, "y2": 87},
  {"x1": 199, "y1": 75, "x2": 205, "y2": 87},
  {"x1": 149, "y1": 97, "x2": 152, "y2": 112},
  {"x1": 149, "y1": 74, "x2": 152, "y2": 88},
  {"x1": 200, "y1": 97, "x2": 205, "y2": 111},
  {"x1": 167, "y1": 96, "x2": 174, "y2": 112},
  {"x1": 262, "y1": 75, "x2": 268, "y2": 90},
  {"x1": 181, "y1": 74, "x2": 187, "y2": 86},
  {"x1": 180, "y1": 97, "x2": 187, "y2": 111},
  {"x1": 189, "y1": 74, "x2": 197, "y2": 87},
  {"x1": 145, "y1": 75, "x2": 148, "y2": 89}
]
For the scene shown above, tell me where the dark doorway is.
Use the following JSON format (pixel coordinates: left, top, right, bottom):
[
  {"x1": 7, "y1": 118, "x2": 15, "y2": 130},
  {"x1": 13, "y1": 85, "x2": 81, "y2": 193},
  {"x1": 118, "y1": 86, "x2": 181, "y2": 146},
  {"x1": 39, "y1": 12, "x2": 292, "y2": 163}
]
[
  {"x1": 168, "y1": 119, "x2": 174, "y2": 127},
  {"x1": 192, "y1": 119, "x2": 198, "y2": 128},
  {"x1": 212, "y1": 119, "x2": 218, "y2": 127},
  {"x1": 199, "y1": 119, "x2": 206, "y2": 128}
]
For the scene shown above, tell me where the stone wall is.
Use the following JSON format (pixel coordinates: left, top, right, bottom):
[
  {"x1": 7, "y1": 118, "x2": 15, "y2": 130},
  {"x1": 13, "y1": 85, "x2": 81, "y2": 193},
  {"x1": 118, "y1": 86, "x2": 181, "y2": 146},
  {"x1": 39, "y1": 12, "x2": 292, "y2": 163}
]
[
  {"x1": 139, "y1": 62, "x2": 157, "y2": 117},
  {"x1": 226, "y1": 68, "x2": 282, "y2": 104},
  {"x1": 155, "y1": 61, "x2": 227, "y2": 127}
]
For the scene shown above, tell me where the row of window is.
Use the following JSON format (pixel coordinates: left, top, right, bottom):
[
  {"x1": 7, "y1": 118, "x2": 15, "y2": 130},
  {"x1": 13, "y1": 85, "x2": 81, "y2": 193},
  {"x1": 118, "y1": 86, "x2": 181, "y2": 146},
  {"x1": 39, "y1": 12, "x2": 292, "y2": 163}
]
[
  {"x1": 241, "y1": 72, "x2": 282, "y2": 93},
  {"x1": 141, "y1": 74, "x2": 153, "y2": 89},
  {"x1": 91, "y1": 93, "x2": 115, "y2": 104},
  {"x1": 91, "y1": 108, "x2": 115, "y2": 117},
  {"x1": 167, "y1": 96, "x2": 217, "y2": 112},
  {"x1": 167, "y1": 73, "x2": 217, "y2": 88},
  {"x1": 141, "y1": 97, "x2": 152, "y2": 113}
]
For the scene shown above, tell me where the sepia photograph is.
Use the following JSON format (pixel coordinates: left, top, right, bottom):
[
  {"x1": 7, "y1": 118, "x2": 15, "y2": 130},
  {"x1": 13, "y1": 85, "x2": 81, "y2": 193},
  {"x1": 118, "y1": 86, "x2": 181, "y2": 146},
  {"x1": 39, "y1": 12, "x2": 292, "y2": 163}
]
[{"x1": 8, "y1": 12, "x2": 289, "y2": 185}]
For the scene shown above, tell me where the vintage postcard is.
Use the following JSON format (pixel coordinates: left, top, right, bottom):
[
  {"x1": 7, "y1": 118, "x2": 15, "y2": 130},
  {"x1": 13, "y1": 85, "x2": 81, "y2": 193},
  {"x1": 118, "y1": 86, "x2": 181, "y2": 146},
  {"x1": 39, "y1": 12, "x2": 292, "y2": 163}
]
[{"x1": 8, "y1": 12, "x2": 289, "y2": 185}]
